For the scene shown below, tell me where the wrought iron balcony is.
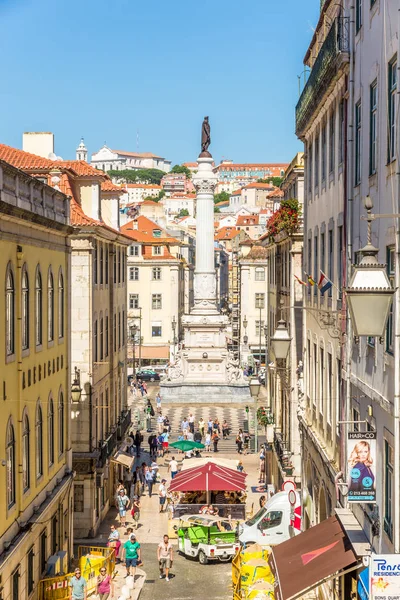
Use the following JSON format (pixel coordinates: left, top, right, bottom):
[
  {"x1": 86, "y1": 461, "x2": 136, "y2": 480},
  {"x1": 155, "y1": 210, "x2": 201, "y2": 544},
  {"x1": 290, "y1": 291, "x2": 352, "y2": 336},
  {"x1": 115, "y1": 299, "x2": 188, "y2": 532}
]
[
  {"x1": 295, "y1": 16, "x2": 349, "y2": 136},
  {"x1": 98, "y1": 429, "x2": 118, "y2": 467},
  {"x1": 118, "y1": 409, "x2": 132, "y2": 440}
]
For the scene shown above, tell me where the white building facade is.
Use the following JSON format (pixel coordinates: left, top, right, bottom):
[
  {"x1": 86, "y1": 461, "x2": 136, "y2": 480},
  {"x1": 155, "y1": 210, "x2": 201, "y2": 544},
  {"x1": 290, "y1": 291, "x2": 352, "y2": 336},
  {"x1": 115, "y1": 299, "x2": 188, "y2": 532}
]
[{"x1": 91, "y1": 145, "x2": 171, "y2": 172}]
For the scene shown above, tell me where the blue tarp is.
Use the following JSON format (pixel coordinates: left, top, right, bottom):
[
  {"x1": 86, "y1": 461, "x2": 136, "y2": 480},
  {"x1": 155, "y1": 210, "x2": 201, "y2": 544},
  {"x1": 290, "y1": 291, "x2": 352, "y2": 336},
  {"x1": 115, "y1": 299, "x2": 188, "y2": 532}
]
[{"x1": 358, "y1": 567, "x2": 369, "y2": 600}]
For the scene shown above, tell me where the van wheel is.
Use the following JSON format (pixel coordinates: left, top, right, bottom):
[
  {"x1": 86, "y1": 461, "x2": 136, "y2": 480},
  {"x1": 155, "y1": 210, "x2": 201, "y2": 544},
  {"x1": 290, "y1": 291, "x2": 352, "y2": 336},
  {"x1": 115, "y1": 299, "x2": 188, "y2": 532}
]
[{"x1": 198, "y1": 550, "x2": 208, "y2": 565}]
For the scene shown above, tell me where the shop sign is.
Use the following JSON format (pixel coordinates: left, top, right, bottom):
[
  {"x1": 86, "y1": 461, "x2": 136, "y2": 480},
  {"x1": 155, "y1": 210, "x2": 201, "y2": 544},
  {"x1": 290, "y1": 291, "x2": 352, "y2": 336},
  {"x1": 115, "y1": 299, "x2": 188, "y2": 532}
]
[
  {"x1": 371, "y1": 555, "x2": 400, "y2": 600},
  {"x1": 347, "y1": 431, "x2": 376, "y2": 503}
]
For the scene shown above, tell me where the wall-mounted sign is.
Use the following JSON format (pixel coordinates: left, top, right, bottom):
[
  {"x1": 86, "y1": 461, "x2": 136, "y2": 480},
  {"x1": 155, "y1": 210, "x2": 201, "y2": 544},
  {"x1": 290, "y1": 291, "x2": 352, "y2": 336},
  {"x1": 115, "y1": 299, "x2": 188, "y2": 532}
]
[
  {"x1": 347, "y1": 431, "x2": 376, "y2": 503},
  {"x1": 371, "y1": 555, "x2": 400, "y2": 599}
]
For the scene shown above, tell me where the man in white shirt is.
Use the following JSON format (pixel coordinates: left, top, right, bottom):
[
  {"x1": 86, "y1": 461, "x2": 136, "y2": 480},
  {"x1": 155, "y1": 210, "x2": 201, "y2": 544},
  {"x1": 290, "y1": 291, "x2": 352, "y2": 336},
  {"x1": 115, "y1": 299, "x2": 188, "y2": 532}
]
[
  {"x1": 168, "y1": 456, "x2": 178, "y2": 479},
  {"x1": 159, "y1": 479, "x2": 167, "y2": 513},
  {"x1": 157, "y1": 534, "x2": 173, "y2": 581},
  {"x1": 181, "y1": 418, "x2": 189, "y2": 436},
  {"x1": 157, "y1": 413, "x2": 165, "y2": 434},
  {"x1": 188, "y1": 413, "x2": 195, "y2": 434}
]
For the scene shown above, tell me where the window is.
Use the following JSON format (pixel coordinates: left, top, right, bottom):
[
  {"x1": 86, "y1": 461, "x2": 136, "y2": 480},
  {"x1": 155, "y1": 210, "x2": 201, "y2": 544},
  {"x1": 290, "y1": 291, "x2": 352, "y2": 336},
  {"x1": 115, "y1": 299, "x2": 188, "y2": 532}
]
[
  {"x1": 22, "y1": 266, "x2": 29, "y2": 350},
  {"x1": 48, "y1": 398, "x2": 54, "y2": 466},
  {"x1": 35, "y1": 267, "x2": 43, "y2": 346},
  {"x1": 308, "y1": 142, "x2": 312, "y2": 192},
  {"x1": 152, "y1": 294, "x2": 162, "y2": 309},
  {"x1": 153, "y1": 246, "x2": 162, "y2": 256},
  {"x1": 58, "y1": 270, "x2": 64, "y2": 339},
  {"x1": 113, "y1": 314, "x2": 117, "y2": 352},
  {"x1": 6, "y1": 264, "x2": 15, "y2": 355},
  {"x1": 320, "y1": 232, "x2": 325, "y2": 274},
  {"x1": 327, "y1": 353, "x2": 332, "y2": 425},
  {"x1": 255, "y1": 293, "x2": 265, "y2": 309},
  {"x1": 355, "y1": 101, "x2": 362, "y2": 184},
  {"x1": 6, "y1": 419, "x2": 16, "y2": 507},
  {"x1": 36, "y1": 403, "x2": 43, "y2": 478},
  {"x1": 51, "y1": 515, "x2": 57, "y2": 555},
  {"x1": 386, "y1": 246, "x2": 395, "y2": 354},
  {"x1": 118, "y1": 312, "x2": 121, "y2": 349},
  {"x1": 339, "y1": 99, "x2": 345, "y2": 164},
  {"x1": 100, "y1": 316, "x2": 104, "y2": 360},
  {"x1": 105, "y1": 246, "x2": 109, "y2": 284},
  {"x1": 40, "y1": 530, "x2": 47, "y2": 574},
  {"x1": 74, "y1": 484, "x2": 84, "y2": 512},
  {"x1": 113, "y1": 250, "x2": 117, "y2": 284},
  {"x1": 337, "y1": 225, "x2": 343, "y2": 298},
  {"x1": 28, "y1": 547, "x2": 34, "y2": 595},
  {"x1": 99, "y1": 244, "x2": 103, "y2": 284},
  {"x1": 105, "y1": 316, "x2": 109, "y2": 357},
  {"x1": 336, "y1": 359, "x2": 341, "y2": 430},
  {"x1": 321, "y1": 122, "x2": 327, "y2": 181},
  {"x1": 314, "y1": 132, "x2": 319, "y2": 187},
  {"x1": 129, "y1": 267, "x2": 139, "y2": 281},
  {"x1": 94, "y1": 319, "x2": 98, "y2": 362},
  {"x1": 152, "y1": 324, "x2": 162, "y2": 337},
  {"x1": 384, "y1": 439, "x2": 393, "y2": 540},
  {"x1": 94, "y1": 242, "x2": 98, "y2": 284},
  {"x1": 130, "y1": 294, "x2": 139, "y2": 310},
  {"x1": 129, "y1": 245, "x2": 140, "y2": 256},
  {"x1": 388, "y1": 57, "x2": 397, "y2": 162},
  {"x1": 12, "y1": 569, "x2": 19, "y2": 600},
  {"x1": 118, "y1": 249, "x2": 121, "y2": 283},
  {"x1": 152, "y1": 267, "x2": 162, "y2": 280},
  {"x1": 58, "y1": 392, "x2": 64, "y2": 455},
  {"x1": 259, "y1": 511, "x2": 283, "y2": 530},
  {"x1": 369, "y1": 81, "x2": 378, "y2": 175},
  {"x1": 314, "y1": 235, "x2": 318, "y2": 295},
  {"x1": 122, "y1": 310, "x2": 125, "y2": 346},
  {"x1": 329, "y1": 111, "x2": 335, "y2": 173},
  {"x1": 255, "y1": 267, "x2": 265, "y2": 281},
  {"x1": 47, "y1": 269, "x2": 54, "y2": 342},
  {"x1": 22, "y1": 412, "x2": 30, "y2": 490},
  {"x1": 355, "y1": 0, "x2": 362, "y2": 32},
  {"x1": 255, "y1": 320, "x2": 265, "y2": 335}
]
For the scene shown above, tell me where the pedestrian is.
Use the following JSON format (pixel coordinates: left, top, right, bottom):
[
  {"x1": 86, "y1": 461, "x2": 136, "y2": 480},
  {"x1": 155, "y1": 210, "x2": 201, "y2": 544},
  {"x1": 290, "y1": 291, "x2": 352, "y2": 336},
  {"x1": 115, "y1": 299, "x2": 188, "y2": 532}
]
[
  {"x1": 188, "y1": 413, "x2": 195, "y2": 434},
  {"x1": 69, "y1": 567, "x2": 87, "y2": 600},
  {"x1": 131, "y1": 496, "x2": 141, "y2": 529},
  {"x1": 116, "y1": 489, "x2": 130, "y2": 529},
  {"x1": 205, "y1": 431, "x2": 211, "y2": 453},
  {"x1": 164, "y1": 415, "x2": 171, "y2": 433},
  {"x1": 156, "y1": 392, "x2": 162, "y2": 413},
  {"x1": 259, "y1": 448, "x2": 266, "y2": 483},
  {"x1": 159, "y1": 478, "x2": 167, "y2": 513},
  {"x1": 145, "y1": 466, "x2": 154, "y2": 497},
  {"x1": 181, "y1": 417, "x2": 189, "y2": 436},
  {"x1": 186, "y1": 429, "x2": 194, "y2": 442},
  {"x1": 96, "y1": 567, "x2": 114, "y2": 600},
  {"x1": 162, "y1": 429, "x2": 169, "y2": 455},
  {"x1": 259, "y1": 495, "x2": 266, "y2": 509},
  {"x1": 193, "y1": 428, "x2": 202, "y2": 443},
  {"x1": 116, "y1": 481, "x2": 126, "y2": 496},
  {"x1": 146, "y1": 402, "x2": 152, "y2": 432},
  {"x1": 151, "y1": 434, "x2": 159, "y2": 460},
  {"x1": 207, "y1": 418, "x2": 213, "y2": 435},
  {"x1": 168, "y1": 456, "x2": 178, "y2": 479},
  {"x1": 198, "y1": 417, "x2": 205, "y2": 437},
  {"x1": 157, "y1": 433, "x2": 164, "y2": 458},
  {"x1": 236, "y1": 429, "x2": 244, "y2": 454},
  {"x1": 148, "y1": 433, "x2": 155, "y2": 458},
  {"x1": 134, "y1": 430, "x2": 142, "y2": 457},
  {"x1": 222, "y1": 420, "x2": 230, "y2": 439},
  {"x1": 123, "y1": 533, "x2": 141, "y2": 579},
  {"x1": 157, "y1": 534, "x2": 173, "y2": 582},
  {"x1": 243, "y1": 432, "x2": 250, "y2": 455},
  {"x1": 142, "y1": 381, "x2": 148, "y2": 396},
  {"x1": 157, "y1": 412, "x2": 165, "y2": 434},
  {"x1": 237, "y1": 460, "x2": 244, "y2": 472},
  {"x1": 212, "y1": 430, "x2": 219, "y2": 453}
]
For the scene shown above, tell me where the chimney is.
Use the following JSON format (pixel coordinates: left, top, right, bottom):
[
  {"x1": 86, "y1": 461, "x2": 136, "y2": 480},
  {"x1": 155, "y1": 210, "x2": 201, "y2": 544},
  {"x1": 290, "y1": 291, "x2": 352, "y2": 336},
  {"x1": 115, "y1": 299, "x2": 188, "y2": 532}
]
[{"x1": 23, "y1": 132, "x2": 54, "y2": 158}]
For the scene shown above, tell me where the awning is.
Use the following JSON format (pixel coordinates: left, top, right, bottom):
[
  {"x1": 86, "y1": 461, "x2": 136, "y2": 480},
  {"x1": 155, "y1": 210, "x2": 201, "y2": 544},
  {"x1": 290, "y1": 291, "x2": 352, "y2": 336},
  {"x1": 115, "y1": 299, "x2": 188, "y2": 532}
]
[
  {"x1": 138, "y1": 345, "x2": 169, "y2": 360},
  {"x1": 169, "y1": 461, "x2": 247, "y2": 492},
  {"x1": 269, "y1": 516, "x2": 359, "y2": 600},
  {"x1": 110, "y1": 451, "x2": 134, "y2": 470}
]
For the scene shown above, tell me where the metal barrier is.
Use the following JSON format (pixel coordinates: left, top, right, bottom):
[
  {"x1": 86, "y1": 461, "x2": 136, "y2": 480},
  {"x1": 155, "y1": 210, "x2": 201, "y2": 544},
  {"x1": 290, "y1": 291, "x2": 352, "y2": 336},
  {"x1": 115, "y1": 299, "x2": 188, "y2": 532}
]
[
  {"x1": 232, "y1": 550, "x2": 242, "y2": 600},
  {"x1": 38, "y1": 546, "x2": 115, "y2": 600}
]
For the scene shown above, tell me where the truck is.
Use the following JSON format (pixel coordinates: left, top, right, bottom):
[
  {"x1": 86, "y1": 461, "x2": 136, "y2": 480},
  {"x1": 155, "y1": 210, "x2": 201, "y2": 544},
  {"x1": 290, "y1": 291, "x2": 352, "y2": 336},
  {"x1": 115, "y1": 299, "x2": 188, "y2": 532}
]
[{"x1": 177, "y1": 514, "x2": 241, "y2": 564}]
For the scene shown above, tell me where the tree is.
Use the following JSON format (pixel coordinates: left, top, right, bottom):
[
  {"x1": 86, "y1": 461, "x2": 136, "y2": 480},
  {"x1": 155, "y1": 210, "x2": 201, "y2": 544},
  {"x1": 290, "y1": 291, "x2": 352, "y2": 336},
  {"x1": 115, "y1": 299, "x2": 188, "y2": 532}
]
[
  {"x1": 143, "y1": 190, "x2": 166, "y2": 203},
  {"x1": 107, "y1": 168, "x2": 165, "y2": 185},
  {"x1": 171, "y1": 164, "x2": 192, "y2": 179},
  {"x1": 213, "y1": 191, "x2": 230, "y2": 205},
  {"x1": 177, "y1": 209, "x2": 190, "y2": 218},
  {"x1": 214, "y1": 206, "x2": 220, "y2": 213},
  {"x1": 257, "y1": 177, "x2": 283, "y2": 187}
]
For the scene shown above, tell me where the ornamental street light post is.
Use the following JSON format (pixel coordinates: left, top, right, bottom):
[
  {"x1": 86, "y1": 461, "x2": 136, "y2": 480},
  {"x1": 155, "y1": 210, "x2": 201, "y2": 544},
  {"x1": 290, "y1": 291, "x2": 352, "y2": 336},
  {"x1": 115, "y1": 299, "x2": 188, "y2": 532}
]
[{"x1": 249, "y1": 378, "x2": 261, "y2": 453}]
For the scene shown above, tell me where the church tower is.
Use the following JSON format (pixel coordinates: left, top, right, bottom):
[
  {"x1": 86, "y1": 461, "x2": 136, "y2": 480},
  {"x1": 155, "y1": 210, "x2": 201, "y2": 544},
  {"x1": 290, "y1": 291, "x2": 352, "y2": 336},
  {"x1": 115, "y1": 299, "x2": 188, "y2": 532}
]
[{"x1": 76, "y1": 137, "x2": 88, "y2": 161}]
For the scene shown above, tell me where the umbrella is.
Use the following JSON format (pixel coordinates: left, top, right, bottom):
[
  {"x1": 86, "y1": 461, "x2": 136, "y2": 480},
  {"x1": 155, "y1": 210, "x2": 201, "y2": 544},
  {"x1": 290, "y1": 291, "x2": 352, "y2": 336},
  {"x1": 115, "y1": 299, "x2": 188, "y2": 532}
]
[
  {"x1": 168, "y1": 461, "x2": 247, "y2": 493},
  {"x1": 169, "y1": 440, "x2": 205, "y2": 452},
  {"x1": 181, "y1": 456, "x2": 242, "y2": 472}
]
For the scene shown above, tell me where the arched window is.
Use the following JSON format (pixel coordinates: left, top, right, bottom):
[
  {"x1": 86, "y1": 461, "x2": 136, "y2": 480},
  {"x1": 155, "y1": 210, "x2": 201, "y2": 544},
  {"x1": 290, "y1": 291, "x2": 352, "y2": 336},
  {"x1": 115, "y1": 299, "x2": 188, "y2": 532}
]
[
  {"x1": 58, "y1": 270, "x2": 64, "y2": 339},
  {"x1": 22, "y1": 266, "x2": 29, "y2": 350},
  {"x1": 58, "y1": 391, "x2": 64, "y2": 455},
  {"x1": 48, "y1": 269, "x2": 54, "y2": 342},
  {"x1": 6, "y1": 419, "x2": 15, "y2": 507},
  {"x1": 6, "y1": 264, "x2": 15, "y2": 355},
  {"x1": 36, "y1": 403, "x2": 43, "y2": 478},
  {"x1": 35, "y1": 267, "x2": 43, "y2": 346},
  {"x1": 100, "y1": 315, "x2": 104, "y2": 361},
  {"x1": 48, "y1": 398, "x2": 54, "y2": 466},
  {"x1": 22, "y1": 412, "x2": 30, "y2": 491}
]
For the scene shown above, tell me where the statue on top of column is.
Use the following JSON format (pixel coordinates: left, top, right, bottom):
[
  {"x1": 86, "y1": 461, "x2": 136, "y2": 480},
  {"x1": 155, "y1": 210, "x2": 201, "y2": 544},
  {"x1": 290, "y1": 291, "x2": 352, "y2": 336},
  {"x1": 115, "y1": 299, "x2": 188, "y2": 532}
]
[{"x1": 200, "y1": 116, "x2": 211, "y2": 157}]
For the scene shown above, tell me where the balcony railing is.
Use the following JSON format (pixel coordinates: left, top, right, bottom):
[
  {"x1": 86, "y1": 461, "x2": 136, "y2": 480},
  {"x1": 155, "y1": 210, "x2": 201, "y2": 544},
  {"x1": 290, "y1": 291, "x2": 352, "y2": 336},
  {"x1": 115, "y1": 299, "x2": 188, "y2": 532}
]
[
  {"x1": 295, "y1": 16, "x2": 349, "y2": 136},
  {"x1": 118, "y1": 409, "x2": 132, "y2": 440},
  {"x1": 98, "y1": 429, "x2": 118, "y2": 467}
]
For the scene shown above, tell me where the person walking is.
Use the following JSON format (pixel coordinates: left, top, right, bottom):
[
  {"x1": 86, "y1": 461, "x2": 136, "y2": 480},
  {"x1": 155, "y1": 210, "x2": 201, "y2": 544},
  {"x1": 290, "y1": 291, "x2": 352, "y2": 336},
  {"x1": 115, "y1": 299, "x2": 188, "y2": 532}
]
[
  {"x1": 134, "y1": 430, "x2": 142, "y2": 457},
  {"x1": 157, "y1": 534, "x2": 173, "y2": 582},
  {"x1": 222, "y1": 420, "x2": 230, "y2": 439},
  {"x1": 181, "y1": 417, "x2": 189, "y2": 436},
  {"x1": 259, "y1": 448, "x2": 266, "y2": 483},
  {"x1": 69, "y1": 568, "x2": 87, "y2": 600},
  {"x1": 159, "y1": 478, "x2": 167, "y2": 513},
  {"x1": 131, "y1": 496, "x2": 141, "y2": 529},
  {"x1": 207, "y1": 418, "x2": 213, "y2": 435},
  {"x1": 198, "y1": 417, "x2": 205, "y2": 437},
  {"x1": 212, "y1": 430, "x2": 219, "y2": 453},
  {"x1": 116, "y1": 489, "x2": 130, "y2": 529},
  {"x1": 145, "y1": 466, "x2": 155, "y2": 497},
  {"x1": 188, "y1": 413, "x2": 195, "y2": 434},
  {"x1": 236, "y1": 429, "x2": 244, "y2": 454},
  {"x1": 123, "y1": 533, "x2": 141, "y2": 579},
  {"x1": 205, "y1": 431, "x2": 211, "y2": 453},
  {"x1": 193, "y1": 428, "x2": 202, "y2": 443},
  {"x1": 168, "y1": 456, "x2": 178, "y2": 479},
  {"x1": 156, "y1": 392, "x2": 162, "y2": 413},
  {"x1": 157, "y1": 412, "x2": 165, "y2": 434},
  {"x1": 96, "y1": 567, "x2": 114, "y2": 600}
]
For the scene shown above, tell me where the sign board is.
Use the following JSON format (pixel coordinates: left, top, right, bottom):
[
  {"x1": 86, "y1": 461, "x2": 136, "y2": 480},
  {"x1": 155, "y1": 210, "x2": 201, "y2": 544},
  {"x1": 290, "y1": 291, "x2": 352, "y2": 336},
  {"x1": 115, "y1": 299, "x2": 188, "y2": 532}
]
[
  {"x1": 371, "y1": 555, "x2": 400, "y2": 600},
  {"x1": 347, "y1": 431, "x2": 376, "y2": 503}
]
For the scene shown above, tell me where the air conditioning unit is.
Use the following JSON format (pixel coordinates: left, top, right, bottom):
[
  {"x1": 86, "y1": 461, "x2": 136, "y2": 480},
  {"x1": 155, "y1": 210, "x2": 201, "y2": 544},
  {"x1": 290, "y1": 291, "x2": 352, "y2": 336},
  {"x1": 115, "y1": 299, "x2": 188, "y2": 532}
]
[
  {"x1": 96, "y1": 473, "x2": 104, "y2": 488},
  {"x1": 56, "y1": 550, "x2": 67, "y2": 574},
  {"x1": 46, "y1": 555, "x2": 61, "y2": 577},
  {"x1": 19, "y1": 521, "x2": 27, "y2": 529},
  {"x1": 4, "y1": 541, "x2": 11, "y2": 550},
  {"x1": 33, "y1": 504, "x2": 40, "y2": 514}
]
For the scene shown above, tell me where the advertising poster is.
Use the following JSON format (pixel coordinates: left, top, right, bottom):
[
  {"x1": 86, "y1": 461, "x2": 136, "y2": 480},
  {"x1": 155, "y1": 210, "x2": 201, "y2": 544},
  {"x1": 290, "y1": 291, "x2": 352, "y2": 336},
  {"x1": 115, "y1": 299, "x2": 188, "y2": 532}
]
[
  {"x1": 347, "y1": 431, "x2": 376, "y2": 503},
  {"x1": 371, "y1": 555, "x2": 400, "y2": 600}
]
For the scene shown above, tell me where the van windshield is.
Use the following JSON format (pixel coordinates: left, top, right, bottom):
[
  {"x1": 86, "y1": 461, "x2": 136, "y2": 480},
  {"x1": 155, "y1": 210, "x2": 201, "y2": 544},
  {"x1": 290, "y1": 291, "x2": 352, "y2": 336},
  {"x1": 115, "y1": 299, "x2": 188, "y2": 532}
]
[{"x1": 245, "y1": 506, "x2": 265, "y2": 527}]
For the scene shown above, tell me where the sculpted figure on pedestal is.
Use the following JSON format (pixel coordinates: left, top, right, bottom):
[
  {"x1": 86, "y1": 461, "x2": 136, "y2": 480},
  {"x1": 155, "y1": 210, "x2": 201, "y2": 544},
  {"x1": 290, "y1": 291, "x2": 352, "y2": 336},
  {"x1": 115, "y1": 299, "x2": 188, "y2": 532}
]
[
  {"x1": 226, "y1": 351, "x2": 245, "y2": 383},
  {"x1": 167, "y1": 351, "x2": 184, "y2": 382},
  {"x1": 201, "y1": 116, "x2": 211, "y2": 155}
]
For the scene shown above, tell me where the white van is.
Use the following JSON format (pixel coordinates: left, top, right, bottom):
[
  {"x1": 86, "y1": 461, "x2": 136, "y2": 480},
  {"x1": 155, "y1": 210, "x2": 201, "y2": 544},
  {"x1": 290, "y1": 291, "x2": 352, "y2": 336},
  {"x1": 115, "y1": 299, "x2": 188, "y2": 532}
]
[{"x1": 239, "y1": 491, "x2": 301, "y2": 547}]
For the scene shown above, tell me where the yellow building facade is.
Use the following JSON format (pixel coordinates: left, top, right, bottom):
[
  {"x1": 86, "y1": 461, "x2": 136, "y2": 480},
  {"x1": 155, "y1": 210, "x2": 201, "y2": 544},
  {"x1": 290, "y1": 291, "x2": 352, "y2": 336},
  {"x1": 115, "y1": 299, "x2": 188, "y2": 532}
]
[{"x1": 0, "y1": 159, "x2": 73, "y2": 599}]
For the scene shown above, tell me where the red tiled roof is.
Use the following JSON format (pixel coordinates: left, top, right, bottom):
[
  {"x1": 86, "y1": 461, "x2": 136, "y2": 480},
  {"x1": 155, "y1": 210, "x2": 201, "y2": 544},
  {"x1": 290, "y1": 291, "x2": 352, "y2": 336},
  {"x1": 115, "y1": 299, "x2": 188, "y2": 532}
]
[
  {"x1": 182, "y1": 162, "x2": 197, "y2": 167},
  {"x1": 215, "y1": 226, "x2": 240, "y2": 240},
  {"x1": 0, "y1": 143, "x2": 67, "y2": 172},
  {"x1": 268, "y1": 189, "x2": 284, "y2": 198},
  {"x1": 169, "y1": 192, "x2": 196, "y2": 199},
  {"x1": 112, "y1": 150, "x2": 162, "y2": 159},
  {"x1": 215, "y1": 200, "x2": 229, "y2": 206},
  {"x1": 59, "y1": 160, "x2": 106, "y2": 178},
  {"x1": 121, "y1": 216, "x2": 180, "y2": 244},
  {"x1": 101, "y1": 179, "x2": 124, "y2": 193},
  {"x1": 126, "y1": 184, "x2": 162, "y2": 189},
  {"x1": 231, "y1": 189, "x2": 242, "y2": 196},
  {"x1": 141, "y1": 200, "x2": 160, "y2": 206},
  {"x1": 236, "y1": 215, "x2": 259, "y2": 226},
  {"x1": 216, "y1": 162, "x2": 288, "y2": 169},
  {"x1": 243, "y1": 182, "x2": 275, "y2": 190}
]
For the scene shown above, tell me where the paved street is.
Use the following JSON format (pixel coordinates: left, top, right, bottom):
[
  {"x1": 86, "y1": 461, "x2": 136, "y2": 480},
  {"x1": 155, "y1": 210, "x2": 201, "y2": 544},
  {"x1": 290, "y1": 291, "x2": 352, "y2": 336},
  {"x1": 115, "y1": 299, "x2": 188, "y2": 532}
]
[{"x1": 139, "y1": 543, "x2": 232, "y2": 600}]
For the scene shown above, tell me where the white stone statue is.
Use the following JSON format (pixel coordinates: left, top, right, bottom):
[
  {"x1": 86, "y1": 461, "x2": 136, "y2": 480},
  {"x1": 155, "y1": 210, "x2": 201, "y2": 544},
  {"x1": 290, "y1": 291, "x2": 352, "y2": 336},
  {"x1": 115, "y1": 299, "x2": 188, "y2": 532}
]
[
  {"x1": 167, "y1": 351, "x2": 184, "y2": 382},
  {"x1": 226, "y1": 351, "x2": 245, "y2": 384}
]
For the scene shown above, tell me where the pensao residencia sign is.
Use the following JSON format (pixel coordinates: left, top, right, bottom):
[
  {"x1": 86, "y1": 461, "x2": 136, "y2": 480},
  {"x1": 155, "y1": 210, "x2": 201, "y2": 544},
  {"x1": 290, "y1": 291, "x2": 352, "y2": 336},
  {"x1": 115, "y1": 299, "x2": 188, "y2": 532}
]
[{"x1": 371, "y1": 555, "x2": 400, "y2": 600}]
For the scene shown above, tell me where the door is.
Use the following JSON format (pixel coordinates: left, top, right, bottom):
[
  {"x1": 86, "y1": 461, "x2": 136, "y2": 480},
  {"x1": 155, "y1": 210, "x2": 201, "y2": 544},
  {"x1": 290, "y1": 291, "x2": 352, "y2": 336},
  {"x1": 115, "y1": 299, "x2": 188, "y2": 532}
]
[{"x1": 257, "y1": 510, "x2": 285, "y2": 544}]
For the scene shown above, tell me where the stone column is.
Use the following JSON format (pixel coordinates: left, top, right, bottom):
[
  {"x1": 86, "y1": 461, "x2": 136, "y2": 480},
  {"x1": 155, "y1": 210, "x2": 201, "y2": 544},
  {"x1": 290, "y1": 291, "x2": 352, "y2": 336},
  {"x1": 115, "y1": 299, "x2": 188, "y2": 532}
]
[{"x1": 192, "y1": 156, "x2": 218, "y2": 314}]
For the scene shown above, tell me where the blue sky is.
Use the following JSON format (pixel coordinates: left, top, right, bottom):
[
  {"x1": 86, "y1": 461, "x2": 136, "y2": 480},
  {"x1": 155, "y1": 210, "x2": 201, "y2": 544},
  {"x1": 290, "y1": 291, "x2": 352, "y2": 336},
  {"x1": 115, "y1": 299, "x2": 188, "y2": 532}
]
[{"x1": 0, "y1": 0, "x2": 319, "y2": 165}]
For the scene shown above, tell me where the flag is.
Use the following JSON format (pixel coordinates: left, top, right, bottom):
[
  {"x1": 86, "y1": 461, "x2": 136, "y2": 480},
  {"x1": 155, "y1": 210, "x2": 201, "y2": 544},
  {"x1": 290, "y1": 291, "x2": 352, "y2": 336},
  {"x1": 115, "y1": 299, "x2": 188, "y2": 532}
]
[
  {"x1": 318, "y1": 271, "x2": 333, "y2": 294},
  {"x1": 305, "y1": 273, "x2": 316, "y2": 286},
  {"x1": 294, "y1": 274, "x2": 307, "y2": 286}
]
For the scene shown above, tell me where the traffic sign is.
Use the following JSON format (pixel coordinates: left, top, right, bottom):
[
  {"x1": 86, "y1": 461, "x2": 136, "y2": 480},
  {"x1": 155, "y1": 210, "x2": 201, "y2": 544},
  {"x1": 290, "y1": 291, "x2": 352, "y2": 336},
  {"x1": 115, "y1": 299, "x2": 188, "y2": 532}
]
[
  {"x1": 282, "y1": 480, "x2": 296, "y2": 493},
  {"x1": 288, "y1": 489, "x2": 296, "y2": 506}
]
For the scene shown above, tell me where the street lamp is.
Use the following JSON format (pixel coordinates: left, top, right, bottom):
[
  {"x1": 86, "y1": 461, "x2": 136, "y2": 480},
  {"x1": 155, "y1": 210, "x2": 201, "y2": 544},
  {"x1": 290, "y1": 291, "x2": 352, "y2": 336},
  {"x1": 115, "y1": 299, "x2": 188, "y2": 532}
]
[
  {"x1": 131, "y1": 324, "x2": 138, "y2": 378},
  {"x1": 171, "y1": 316, "x2": 177, "y2": 361},
  {"x1": 249, "y1": 378, "x2": 261, "y2": 453},
  {"x1": 270, "y1": 320, "x2": 291, "y2": 360},
  {"x1": 345, "y1": 196, "x2": 395, "y2": 337},
  {"x1": 264, "y1": 322, "x2": 268, "y2": 372},
  {"x1": 71, "y1": 367, "x2": 82, "y2": 403}
]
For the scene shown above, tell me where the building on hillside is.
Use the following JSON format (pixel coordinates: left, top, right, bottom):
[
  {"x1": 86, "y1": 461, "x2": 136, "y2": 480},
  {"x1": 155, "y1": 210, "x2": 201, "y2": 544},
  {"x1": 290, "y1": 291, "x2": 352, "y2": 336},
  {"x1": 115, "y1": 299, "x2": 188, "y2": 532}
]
[
  {"x1": 175, "y1": 214, "x2": 197, "y2": 228},
  {"x1": 214, "y1": 160, "x2": 288, "y2": 183},
  {"x1": 181, "y1": 162, "x2": 198, "y2": 173},
  {"x1": 0, "y1": 160, "x2": 74, "y2": 597},
  {"x1": 295, "y1": 0, "x2": 350, "y2": 537},
  {"x1": 215, "y1": 243, "x2": 229, "y2": 310},
  {"x1": 281, "y1": 152, "x2": 304, "y2": 201},
  {"x1": 122, "y1": 184, "x2": 162, "y2": 205},
  {"x1": 122, "y1": 216, "x2": 186, "y2": 366},
  {"x1": 0, "y1": 140, "x2": 132, "y2": 539},
  {"x1": 138, "y1": 199, "x2": 165, "y2": 226},
  {"x1": 91, "y1": 145, "x2": 171, "y2": 172},
  {"x1": 217, "y1": 215, "x2": 237, "y2": 229},
  {"x1": 161, "y1": 173, "x2": 195, "y2": 195},
  {"x1": 236, "y1": 214, "x2": 265, "y2": 240},
  {"x1": 163, "y1": 193, "x2": 196, "y2": 220},
  {"x1": 266, "y1": 187, "x2": 284, "y2": 212},
  {"x1": 240, "y1": 182, "x2": 276, "y2": 207},
  {"x1": 229, "y1": 189, "x2": 243, "y2": 211}
]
